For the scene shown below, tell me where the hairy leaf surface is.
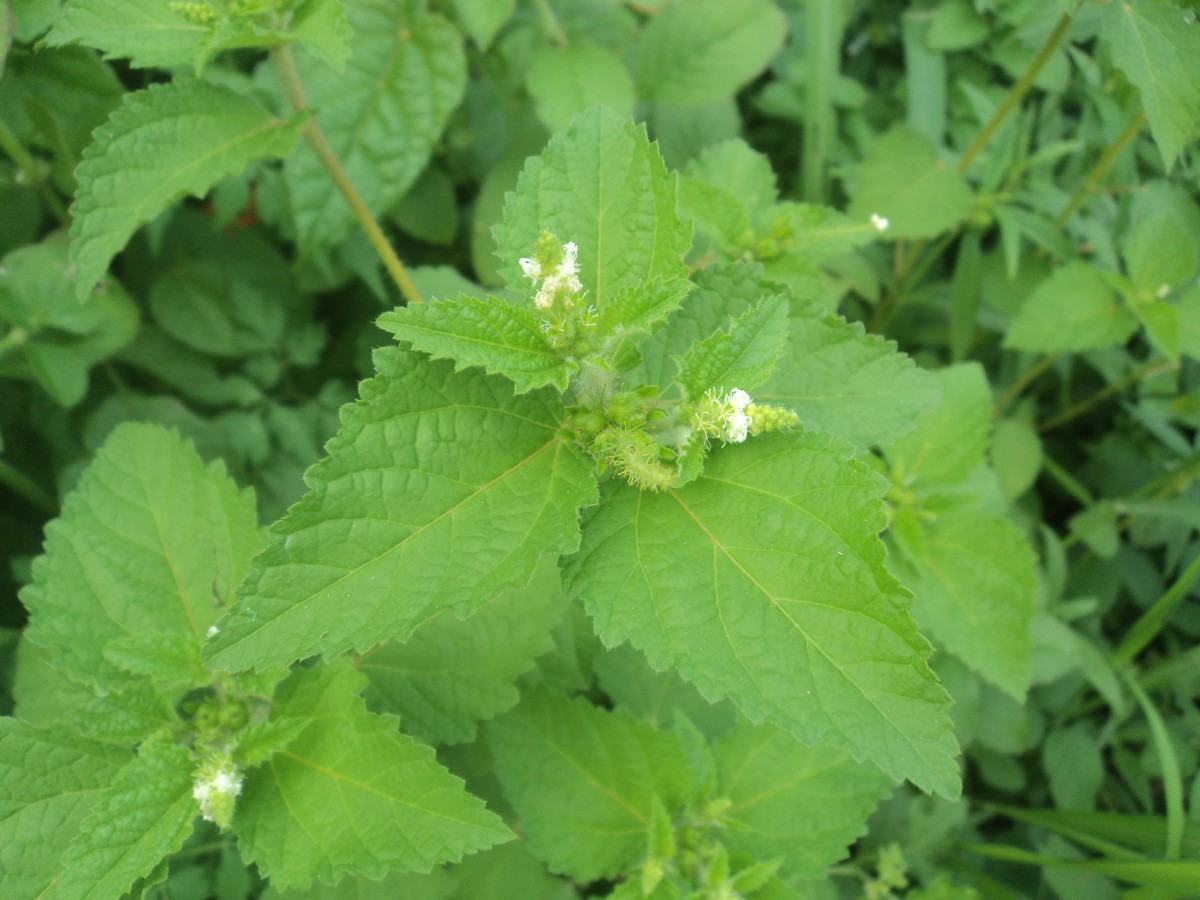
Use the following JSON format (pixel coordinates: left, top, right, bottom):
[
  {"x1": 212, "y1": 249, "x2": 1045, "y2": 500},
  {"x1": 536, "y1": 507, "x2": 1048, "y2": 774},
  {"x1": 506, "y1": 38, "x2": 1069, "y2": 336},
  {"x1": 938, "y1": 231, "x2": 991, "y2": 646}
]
[
  {"x1": 237, "y1": 662, "x2": 510, "y2": 889},
  {"x1": 673, "y1": 294, "x2": 789, "y2": 398},
  {"x1": 45, "y1": 0, "x2": 207, "y2": 68},
  {"x1": 377, "y1": 295, "x2": 572, "y2": 394},
  {"x1": 488, "y1": 689, "x2": 692, "y2": 881},
  {"x1": 286, "y1": 0, "x2": 466, "y2": 248},
  {"x1": 205, "y1": 349, "x2": 597, "y2": 672},
  {"x1": 69, "y1": 80, "x2": 305, "y2": 300},
  {"x1": 568, "y1": 433, "x2": 960, "y2": 796},
  {"x1": 494, "y1": 107, "x2": 691, "y2": 309},
  {"x1": 22, "y1": 423, "x2": 263, "y2": 690}
]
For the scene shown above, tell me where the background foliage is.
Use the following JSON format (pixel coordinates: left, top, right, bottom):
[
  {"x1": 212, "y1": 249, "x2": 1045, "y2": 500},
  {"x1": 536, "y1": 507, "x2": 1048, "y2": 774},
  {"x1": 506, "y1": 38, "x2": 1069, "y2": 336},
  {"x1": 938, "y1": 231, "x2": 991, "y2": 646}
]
[{"x1": 1, "y1": 0, "x2": 1199, "y2": 898}]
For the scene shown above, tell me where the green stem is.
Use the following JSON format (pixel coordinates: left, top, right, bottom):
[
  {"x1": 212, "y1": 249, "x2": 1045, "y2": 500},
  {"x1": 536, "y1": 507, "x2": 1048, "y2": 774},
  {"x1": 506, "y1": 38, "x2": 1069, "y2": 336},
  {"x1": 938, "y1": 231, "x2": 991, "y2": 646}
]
[
  {"x1": 1056, "y1": 110, "x2": 1146, "y2": 228},
  {"x1": 0, "y1": 458, "x2": 56, "y2": 513},
  {"x1": 532, "y1": 0, "x2": 568, "y2": 47},
  {"x1": 1038, "y1": 361, "x2": 1179, "y2": 433},
  {"x1": 994, "y1": 353, "x2": 1060, "y2": 416},
  {"x1": 1042, "y1": 454, "x2": 1094, "y2": 506},
  {"x1": 0, "y1": 326, "x2": 29, "y2": 364},
  {"x1": 1121, "y1": 670, "x2": 1185, "y2": 860},
  {"x1": 1114, "y1": 552, "x2": 1200, "y2": 667},
  {"x1": 0, "y1": 119, "x2": 70, "y2": 224},
  {"x1": 802, "y1": 0, "x2": 841, "y2": 202},
  {"x1": 270, "y1": 44, "x2": 423, "y2": 304},
  {"x1": 956, "y1": 11, "x2": 1074, "y2": 175},
  {"x1": 869, "y1": 227, "x2": 959, "y2": 333}
]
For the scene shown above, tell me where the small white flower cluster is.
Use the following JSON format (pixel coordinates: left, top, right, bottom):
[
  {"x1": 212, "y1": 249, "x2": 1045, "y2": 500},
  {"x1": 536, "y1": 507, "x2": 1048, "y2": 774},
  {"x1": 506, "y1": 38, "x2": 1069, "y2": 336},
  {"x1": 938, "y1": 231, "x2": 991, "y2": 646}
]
[
  {"x1": 192, "y1": 760, "x2": 243, "y2": 823},
  {"x1": 870, "y1": 212, "x2": 890, "y2": 232},
  {"x1": 520, "y1": 241, "x2": 582, "y2": 309},
  {"x1": 723, "y1": 388, "x2": 752, "y2": 443}
]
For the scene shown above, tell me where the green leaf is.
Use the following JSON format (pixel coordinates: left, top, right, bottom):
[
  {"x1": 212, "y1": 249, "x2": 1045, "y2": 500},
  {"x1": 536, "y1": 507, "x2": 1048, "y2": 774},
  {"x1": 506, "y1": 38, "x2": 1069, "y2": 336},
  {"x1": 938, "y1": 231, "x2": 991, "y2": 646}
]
[
  {"x1": 1004, "y1": 262, "x2": 1138, "y2": 352},
  {"x1": 673, "y1": 294, "x2": 789, "y2": 398},
  {"x1": 289, "y1": 0, "x2": 352, "y2": 73},
  {"x1": 56, "y1": 742, "x2": 197, "y2": 900},
  {"x1": 453, "y1": 0, "x2": 515, "y2": 48},
  {"x1": 44, "y1": 0, "x2": 207, "y2": 69},
  {"x1": 488, "y1": 688, "x2": 692, "y2": 882},
  {"x1": 285, "y1": 0, "x2": 466, "y2": 248},
  {"x1": 636, "y1": 0, "x2": 787, "y2": 106},
  {"x1": 714, "y1": 722, "x2": 893, "y2": 880},
  {"x1": 760, "y1": 300, "x2": 942, "y2": 449},
  {"x1": 204, "y1": 349, "x2": 597, "y2": 673},
  {"x1": 683, "y1": 139, "x2": 778, "y2": 222},
  {"x1": 568, "y1": 433, "x2": 960, "y2": 797},
  {"x1": 1104, "y1": 2, "x2": 1200, "y2": 169},
  {"x1": 596, "y1": 276, "x2": 693, "y2": 351},
  {"x1": 358, "y1": 556, "x2": 566, "y2": 745},
  {"x1": 22, "y1": 423, "x2": 263, "y2": 691},
  {"x1": 69, "y1": 80, "x2": 305, "y2": 300},
  {"x1": 238, "y1": 661, "x2": 509, "y2": 890},
  {"x1": 890, "y1": 506, "x2": 1035, "y2": 699},
  {"x1": 0, "y1": 720, "x2": 128, "y2": 899},
  {"x1": 885, "y1": 363, "x2": 991, "y2": 488},
  {"x1": 494, "y1": 106, "x2": 691, "y2": 309},
  {"x1": 377, "y1": 295, "x2": 572, "y2": 394},
  {"x1": 847, "y1": 126, "x2": 974, "y2": 239},
  {"x1": 526, "y1": 45, "x2": 636, "y2": 134},
  {"x1": 927, "y1": 0, "x2": 989, "y2": 51},
  {"x1": 1124, "y1": 212, "x2": 1199, "y2": 298}
]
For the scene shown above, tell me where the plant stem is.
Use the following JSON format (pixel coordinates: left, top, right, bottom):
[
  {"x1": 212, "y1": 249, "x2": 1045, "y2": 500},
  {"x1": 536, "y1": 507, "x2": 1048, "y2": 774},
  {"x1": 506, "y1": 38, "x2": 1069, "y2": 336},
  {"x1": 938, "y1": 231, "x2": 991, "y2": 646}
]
[
  {"x1": 1121, "y1": 670, "x2": 1185, "y2": 860},
  {"x1": 1114, "y1": 552, "x2": 1200, "y2": 667},
  {"x1": 956, "y1": 11, "x2": 1074, "y2": 174},
  {"x1": 802, "y1": 0, "x2": 841, "y2": 202},
  {"x1": 0, "y1": 458, "x2": 56, "y2": 513},
  {"x1": 994, "y1": 353, "x2": 1059, "y2": 416},
  {"x1": 1038, "y1": 361, "x2": 1179, "y2": 433},
  {"x1": 0, "y1": 119, "x2": 70, "y2": 224},
  {"x1": 1055, "y1": 110, "x2": 1147, "y2": 227},
  {"x1": 532, "y1": 0, "x2": 568, "y2": 48},
  {"x1": 270, "y1": 44, "x2": 424, "y2": 304},
  {"x1": 1042, "y1": 455, "x2": 1094, "y2": 506}
]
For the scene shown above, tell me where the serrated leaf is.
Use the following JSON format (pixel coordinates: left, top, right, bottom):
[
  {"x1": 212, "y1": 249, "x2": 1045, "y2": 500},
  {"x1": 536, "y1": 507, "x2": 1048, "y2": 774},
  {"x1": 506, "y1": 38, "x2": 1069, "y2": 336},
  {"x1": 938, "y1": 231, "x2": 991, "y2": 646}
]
[
  {"x1": 636, "y1": 0, "x2": 787, "y2": 106},
  {"x1": 760, "y1": 202, "x2": 881, "y2": 261},
  {"x1": 358, "y1": 556, "x2": 566, "y2": 745},
  {"x1": 205, "y1": 349, "x2": 597, "y2": 673},
  {"x1": 377, "y1": 295, "x2": 572, "y2": 394},
  {"x1": 289, "y1": 0, "x2": 352, "y2": 72},
  {"x1": 759, "y1": 300, "x2": 942, "y2": 449},
  {"x1": 1104, "y1": 2, "x2": 1200, "y2": 169},
  {"x1": 44, "y1": 0, "x2": 207, "y2": 69},
  {"x1": 69, "y1": 80, "x2": 305, "y2": 300},
  {"x1": 567, "y1": 433, "x2": 960, "y2": 796},
  {"x1": 1004, "y1": 262, "x2": 1138, "y2": 352},
  {"x1": 526, "y1": 45, "x2": 635, "y2": 134},
  {"x1": 597, "y1": 276, "x2": 693, "y2": 349},
  {"x1": 890, "y1": 506, "x2": 1035, "y2": 699},
  {"x1": 22, "y1": 423, "x2": 264, "y2": 691},
  {"x1": 684, "y1": 139, "x2": 778, "y2": 220},
  {"x1": 673, "y1": 294, "x2": 789, "y2": 398},
  {"x1": 848, "y1": 126, "x2": 974, "y2": 239},
  {"x1": 236, "y1": 661, "x2": 510, "y2": 890},
  {"x1": 494, "y1": 107, "x2": 691, "y2": 308},
  {"x1": 0, "y1": 720, "x2": 128, "y2": 899},
  {"x1": 56, "y1": 742, "x2": 197, "y2": 900},
  {"x1": 488, "y1": 688, "x2": 692, "y2": 882},
  {"x1": 285, "y1": 0, "x2": 465, "y2": 248},
  {"x1": 103, "y1": 632, "x2": 209, "y2": 689},
  {"x1": 885, "y1": 363, "x2": 991, "y2": 488},
  {"x1": 714, "y1": 722, "x2": 893, "y2": 880}
]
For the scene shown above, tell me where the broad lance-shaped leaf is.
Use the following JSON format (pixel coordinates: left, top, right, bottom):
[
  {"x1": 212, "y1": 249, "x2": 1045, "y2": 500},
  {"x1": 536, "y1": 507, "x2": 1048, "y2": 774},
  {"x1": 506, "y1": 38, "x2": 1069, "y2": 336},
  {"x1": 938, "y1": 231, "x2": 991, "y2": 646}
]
[
  {"x1": 0, "y1": 721, "x2": 128, "y2": 899},
  {"x1": 488, "y1": 688, "x2": 693, "y2": 882},
  {"x1": 69, "y1": 80, "x2": 305, "y2": 300},
  {"x1": 236, "y1": 661, "x2": 511, "y2": 889},
  {"x1": 494, "y1": 106, "x2": 691, "y2": 308},
  {"x1": 286, "y1": 0, "x2": 465, "y2": 248},
  {"x1": 44, "y1": 0, "x2": 208, "y2": 69},
  {"x1": 714, "y1": 722, "x2": 893, "y2": 881},
  {"x1": 673, "y1": 293, "x2": 789, "y2": 398},
  {"x1": 21, "y1": 423, "x2": 263, "y2": 692},
  {"x1": 1004, "y1": 261, "x2": 1138, "y2": 352},
  {"x1": 205, "y1": 348, "x2": 597, "y2": 673},
  {"x1": 377, "y1": 295, "x2": 573, "y2": 394},
  {"x1": 358, "y1": 556, "x2": 566, "y2": 745},
  {"x1": 54, "y1": 742, "x2": 197, "y2": 900},
  {"x1": 1104, "y1": 2, "x2": 1200, "y2": 170},
  {"x1": 567, "y1": 432, "x2": 961, "y2": 797}
]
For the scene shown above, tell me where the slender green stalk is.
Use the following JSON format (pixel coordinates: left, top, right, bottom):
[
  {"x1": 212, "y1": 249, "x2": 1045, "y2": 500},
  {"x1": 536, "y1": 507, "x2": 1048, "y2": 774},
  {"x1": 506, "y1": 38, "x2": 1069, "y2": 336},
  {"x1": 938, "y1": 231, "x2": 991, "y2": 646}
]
[
  {"x1": 1038, "y1": 361, "x2": 1179, "y2": 433},
  {"x1": 0, "y1": 119, "x2": 70, "y2": 224},
  {"x1": 1042, "y1": 455, "x2": 1094, "y2": 506},
  {"x1": 533, "y1": 0, "x2": 568, "y2": 48},
  {"x1": 0, "y1": 458, "x2": 56, "y2": 513},
  {"x1": 0, "y1": 326, "x2": 28, "y2": 364},
  {"x1": 1055, "y1": 110, "x2": 1147, "y2": 227},
  {"x1": 271, "y1": 44, "x2": 424, "y2": 304},
  {"x1": 1121, "y1": 670, "x2": 1185, "y2": 860},
  {"x1": 994, "y1": 353, "x2": 1060, "y2": 416},
  {"x1": 802, "y1": 0, "x2": 842, "y2": 202},
  {"x1": 1114, "y1": 552, "x2": 1200, "y2": 667},
  {"x1": 956, "y1": 11, "x2": 1074, "y2": 174}
]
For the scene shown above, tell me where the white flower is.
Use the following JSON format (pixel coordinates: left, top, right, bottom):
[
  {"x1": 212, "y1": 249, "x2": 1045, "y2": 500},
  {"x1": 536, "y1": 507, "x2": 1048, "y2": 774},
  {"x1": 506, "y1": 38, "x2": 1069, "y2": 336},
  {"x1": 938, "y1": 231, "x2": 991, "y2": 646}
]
[
  {"x1": 519, "y1": 257, "x2": 542, "y2": 280},
  {"x1": 727, "y1": 388, "x2": 751, "y2": 411},
  {"x1": 206, "y1": 625, "x2": 219, "y2": 639},
  {"x1": 725, "y1": 411, "x2": 750, "y2": 443},
  {"x1": 192, "y1": 761, "x2": 243, "y2": 824},
  {"x1": 870, "y1": 213, "x2": 890, "y2": 232},
  {"x1": 529, "y1": 241, "x2": 583, "y2": 309}
]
